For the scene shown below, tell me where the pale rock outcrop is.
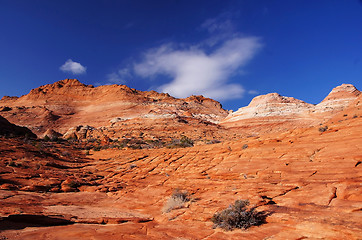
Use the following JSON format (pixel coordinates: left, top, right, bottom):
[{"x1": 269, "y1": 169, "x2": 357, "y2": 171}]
[
  {"x1": 63, "y1": 125, "x2": 95, "y2": 140},
  {"x1": 222, "y1": 93, "x2": 313, "y2": 122},
  {"x1": 221, "y1": 84, "x2": 360, "y2": 131},
  {"x1": 315, "y1": 84, "x2": 361, "y2": 113}
]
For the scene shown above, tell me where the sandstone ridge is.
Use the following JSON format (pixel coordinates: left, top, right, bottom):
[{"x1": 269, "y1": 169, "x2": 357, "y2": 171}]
[
  {"x1": 221, "y1": 84, "x2": 361, "y2": 133},
  {"x1": 0, "y1": 80, "x2": 361, "y2": 239},
  {"x1": 0, "y1": 79, "x2": 229, "y2": 141},
  {"x1": 0, "y1": 101, "x2": 361, "y2": 239},
  {"x1": 0, "y1": 80, "x2": 360, "y2": 140}
]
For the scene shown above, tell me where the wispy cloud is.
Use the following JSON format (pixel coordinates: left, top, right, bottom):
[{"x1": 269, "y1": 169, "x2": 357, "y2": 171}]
[
  {"x1": 60, "y1": 59, "x2": 86, "y2": 74},
  {"x1": 201, "y1": 12, "x2": 235, "y2": 34},
  {"x1": 105, "y1": 68, "x2": 131, "y2": 85},
  {"x1": 199, "y1": 12, "x2": 240, "y2": 48},
  {"x1": 248, "y1": 90, "x2": 259, "y2": 95},
  {"x1": 134, "y1": 36, "x2": 261, "y2": 100},
  {"x1": 107, "y1": 13, "x2": 262, "y2": 100}
]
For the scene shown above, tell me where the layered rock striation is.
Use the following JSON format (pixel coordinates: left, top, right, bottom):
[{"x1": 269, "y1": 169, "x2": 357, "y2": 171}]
[
  {"x1": 0, "y1": 80, "x2": 361, "y2": 239},
  {"x1": 0, "y1": 79, "x2": 228, "y2": 140},
  {"x1": 221, "y1": 84, "x2": 361, "y2": 134},
  {"x1": 0, "y1": 101, "x2": 361, "y2": 239},
  {"x1": 0, "y1": 80, "x2": 360, "y2": 140}
]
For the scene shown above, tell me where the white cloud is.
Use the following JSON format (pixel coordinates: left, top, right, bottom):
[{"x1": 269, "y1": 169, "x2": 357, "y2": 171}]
[
  {"x1": 105, "y1": 68, "x2": 130, "y2": 84},
  {"x1": 134, "y1": 37, "x2": 261, "y2": 100},
  {"x1": 60, "y1": 59, "x2": 86, "y2": 74},
  {"x1": 200, "y1": 12, "x2": 240, "y2": 47},
  {"x1": 248, "y1": 90, "x2": 259, "y2": 95},
  {"x1": 201, "y1": 14, "x2": 235, "y2": 34}
]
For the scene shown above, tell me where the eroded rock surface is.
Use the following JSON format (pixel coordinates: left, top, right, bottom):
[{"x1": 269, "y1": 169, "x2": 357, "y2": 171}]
[
  {"x1": 221, "y1": 84, "x2": 361, "y2": 135},
  {"x1": 0, "y1": 116, "x2": 36, "y2": 138},
  {"x1": 0, "y1": 101, "x2": 361, "y2": 239},
  {"x1": 0, "y1": 80, "x2": 361, "y2": 239},
  {"x1": 0, "y1": 79, "x2": 228, "y2": 140}
]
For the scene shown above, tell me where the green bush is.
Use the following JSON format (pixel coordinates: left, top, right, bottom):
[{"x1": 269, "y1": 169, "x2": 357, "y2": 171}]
[{"x1": 211, "y1": 199, "x2": 267, "y2": 231}]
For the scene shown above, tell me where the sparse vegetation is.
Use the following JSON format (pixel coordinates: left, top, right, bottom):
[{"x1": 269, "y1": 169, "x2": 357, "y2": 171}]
[
  {"x1": 205, "y1": 139, "x2": 221, "y2": 144},
  {"x1": 129, "y1": 164, "x2": 137, "y2": 169},
  {"x1": 319, "y1": 125, "x2": 328, "y2": 132},
  {"x1": 93, "y1": 145, "x2": 102, "y2": 151},
  {"x1": 67, "y1": 180, "x2": 79, "y2": 188},
  {"x1": 180, "y1": 135, "x2": 193, "y2": 146},
  {"x1": 162, "y1": 189, "x2": 191, "y2": 213},
  {"x1": 61, "y1": 151, "x2": 71, "y2": 157},
  {"x1": 167, "y1": 135, "x2": 194, "y2": 148},
  {"x1": 211, "y1": 199, "x2": 268, "y2": 231}
]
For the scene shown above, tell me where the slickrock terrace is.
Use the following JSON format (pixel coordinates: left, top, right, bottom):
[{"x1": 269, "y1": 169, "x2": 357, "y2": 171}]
[{"x1": 0, "y1": 80, "x2": 361, "y2": 239}]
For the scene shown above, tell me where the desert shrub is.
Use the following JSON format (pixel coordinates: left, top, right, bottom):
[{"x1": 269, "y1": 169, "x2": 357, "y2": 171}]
[
  {"x1": 93, "y1": 145, "x2": 102, "y2": 151},
  {"x1": 206, "y1": 139, "x2": 221, "y2": 144},
  {"x1": 128, "y1": 143, "x2": 142, "y2": 149},
  {"x1": 87, "y1": 138, "x2": 97, "y2": 143},
  {"x1": 211, "y1": 199, "x2": 267, "y2": 231},
  {"x1": 167, "y1": 135, "x2": 194, "y2": 149},
  {"x1": 67, "y1": 180, "x2": 79, "y2": 188},
  {"x1": 180, "y1": 135, "x2": 193, "y2": 146},
  {"x1": 162, "y1": 189, "x2": 190, "y2": 213},
  {"x1": 129, "y1": 164, "x2": 137, "y2": 169},
  {"x1": 61, "y1": 151, "x2": 71, "y2": 157},
  {"x1": 144, "y1": 139, "x2": 164, "y2": 148},
  {"x1": 84, "y1": 145, "x2": 92, "y2": 150},
  {"x1": 319, "y1": 126, "x2": 328, "y2": 132}
]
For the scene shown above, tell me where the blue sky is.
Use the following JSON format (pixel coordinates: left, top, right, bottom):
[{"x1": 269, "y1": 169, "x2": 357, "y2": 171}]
[{"x1": 0, "y1": 0, "x2": 361, "y2": 110}]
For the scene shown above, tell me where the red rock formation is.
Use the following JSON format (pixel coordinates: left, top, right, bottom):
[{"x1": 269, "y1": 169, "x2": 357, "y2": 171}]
[
  {"x1": 0, "y1": 80, "x2": 361, "y2": 239},
  {"x1": 0, "y1": 100, "x2": 361, "y2": 238},
  {"x1": 0, "y1": 79, "x2": 229, "y2": 141},
  {"x1": 221, "y1": 84, "x2": 361, "y2": 135},
  {"x1": 0, "y1": 116, "x2": 36, "y2": 138}
]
